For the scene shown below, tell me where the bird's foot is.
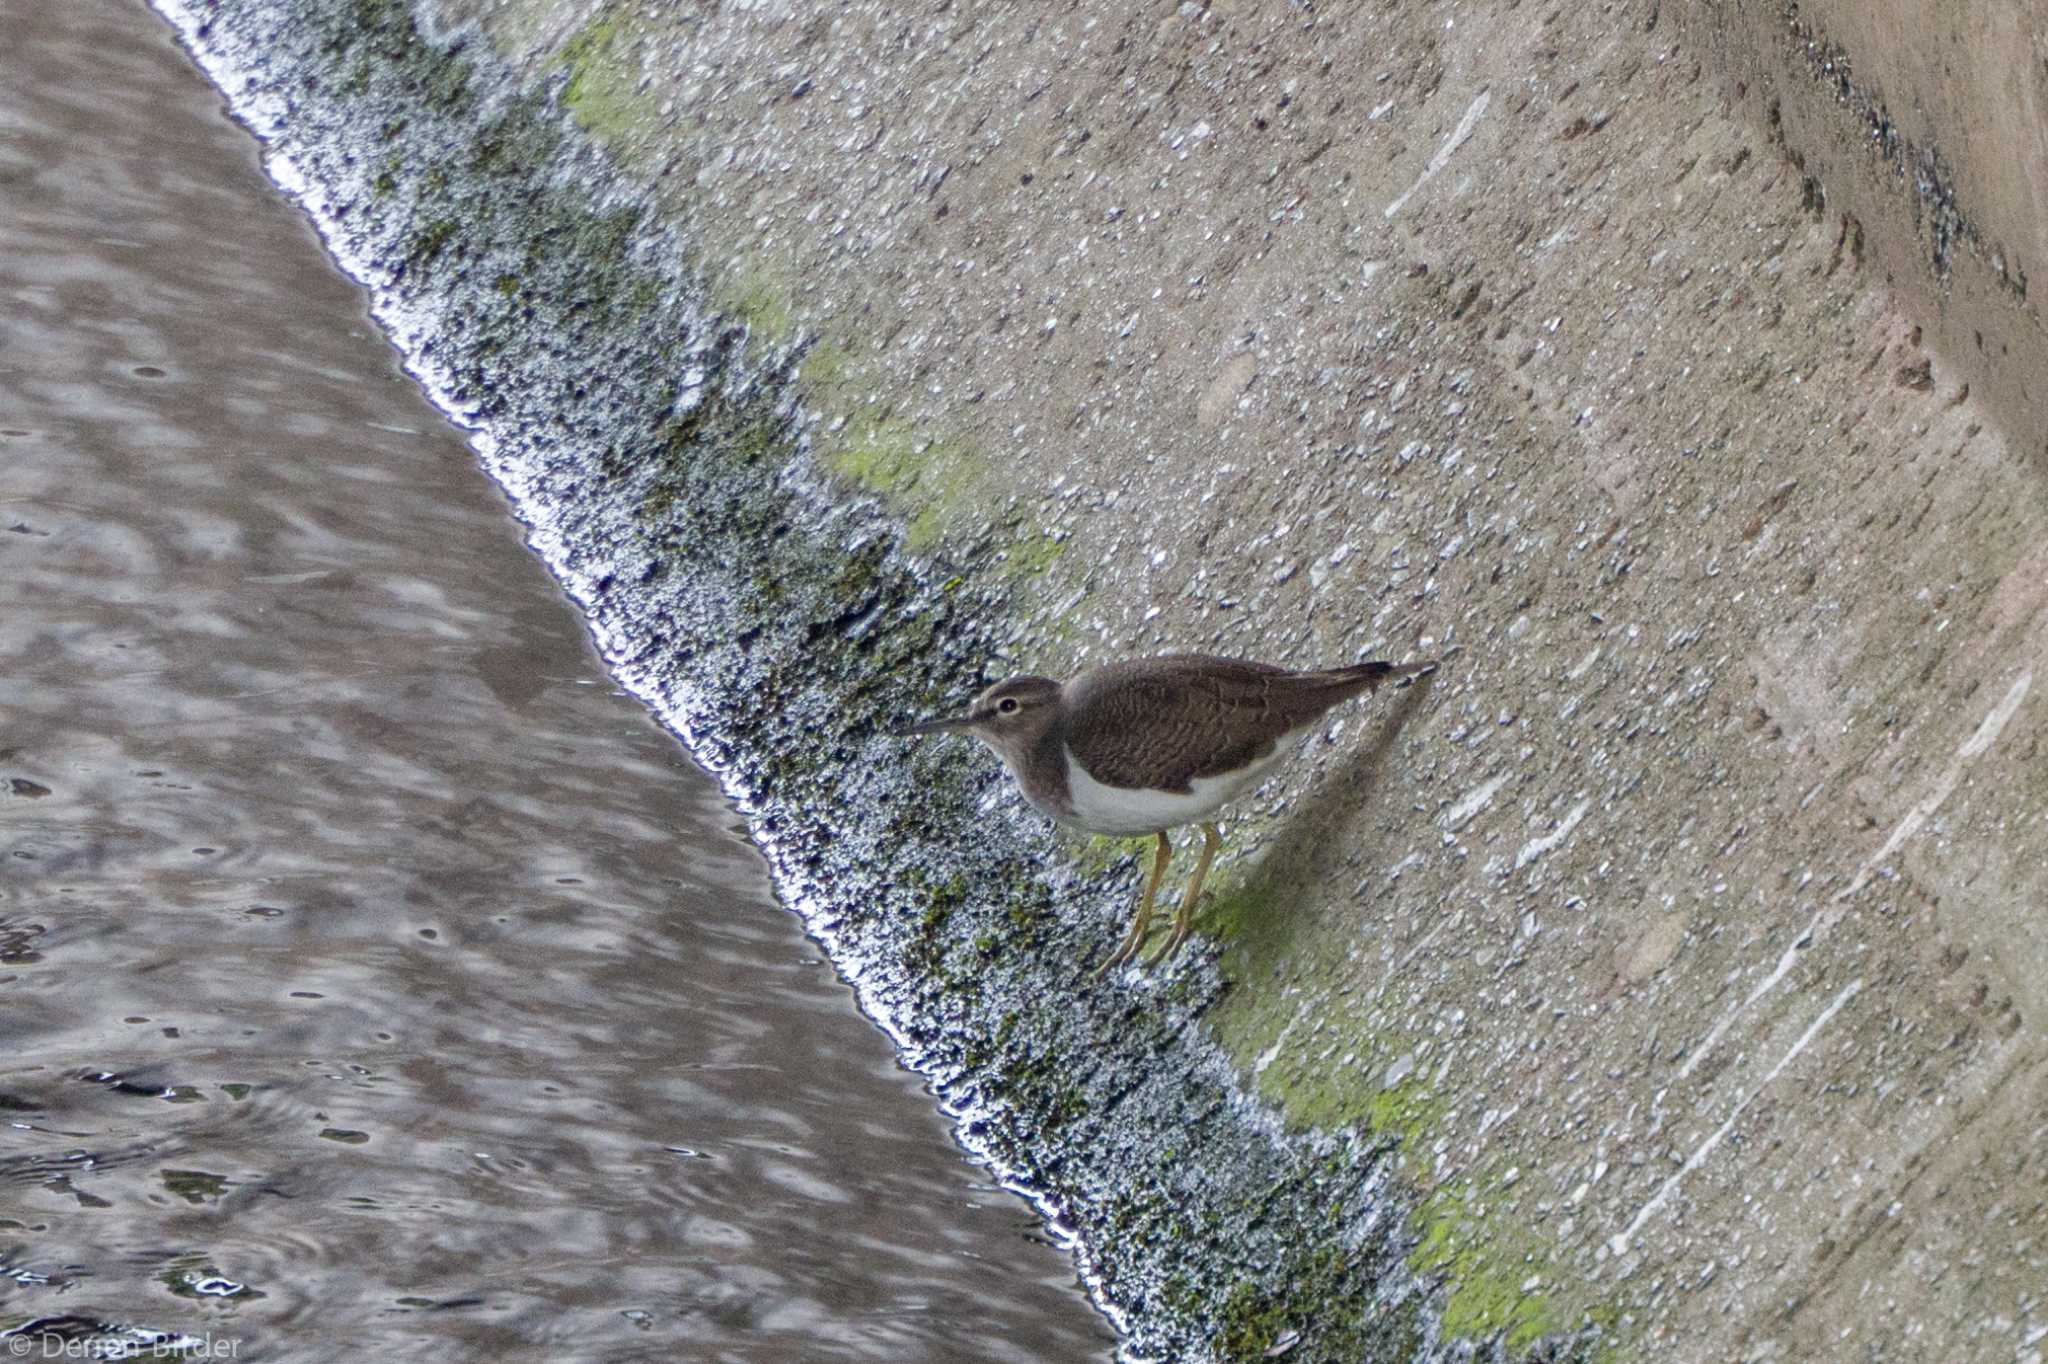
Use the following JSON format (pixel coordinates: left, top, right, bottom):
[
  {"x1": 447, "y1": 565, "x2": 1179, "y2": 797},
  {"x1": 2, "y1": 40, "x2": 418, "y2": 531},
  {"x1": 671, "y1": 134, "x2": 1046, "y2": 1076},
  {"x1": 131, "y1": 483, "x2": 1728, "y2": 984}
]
[
  {"x1": 1140, "y1": 923, "x2": 1192, "y2": 968},
  {"x1": 1094, "y1": 927, "x2": 1147, "y2": 979}
]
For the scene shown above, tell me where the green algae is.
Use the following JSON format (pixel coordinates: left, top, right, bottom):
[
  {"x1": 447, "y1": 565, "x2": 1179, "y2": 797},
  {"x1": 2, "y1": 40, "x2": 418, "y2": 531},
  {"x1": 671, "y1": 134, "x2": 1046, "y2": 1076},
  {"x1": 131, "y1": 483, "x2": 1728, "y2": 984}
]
[
  {"x1": 799, "y1": 336, "x2": 1046, "y2": 559},
  {"x1": 830, "y1": 416, "x2": 923, "y2": 491},
  {"x1": 1210, "y1": 933, "x2": 1592, "y2": 1355},
  {"x1": 408, "y1": 216, "x2": 458, "y2": 265},
  {"x1": 1412, "y1": 1186, "x2": 1567, "y2": 1352},
  {"x1": 797, "y1": 338, "x2": 852, "y2": 392},
  {"x1": 1177, "y1": 792, "x2": 1603, "y2": 1354},
  {"x1": 544, "y1": 16, "x2": 1018, "y2": 561},
  {"x1": 1197, "y1": 867, "x2": 1284, "y2": 956},
  {"x1": 556, "y1": 8, "x2": 654, "y2": 156},
  {"x1": 1198, "y1": 871, "x2": 1588, "y2": 1352},
  {"x1": 826, "y1": 416, "x2": 983, "y2": 551},
  {"x1": 728, "y1": 267, "x2": 798, "y2": 347},
  {"x1": 1211, "y1": 1244, "x2": 1427, "y2": 1362},
  {"x1": 197, "y1": 0, "x2": 1615, "y2": 1356},
  {"x1": 1002, "y1": 528, "x2": 1066, "y2": 577},
  {"x1": 1073, "y1": 832, "x2": 1149, "y2": 877}
]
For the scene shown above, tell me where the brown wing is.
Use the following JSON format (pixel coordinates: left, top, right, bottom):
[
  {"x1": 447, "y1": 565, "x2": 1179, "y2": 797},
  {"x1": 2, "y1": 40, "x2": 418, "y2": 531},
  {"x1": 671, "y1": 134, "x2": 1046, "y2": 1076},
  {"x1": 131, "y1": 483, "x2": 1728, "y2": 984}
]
[{"x1": 1058, "y1": 654, "x2": 1387, "y2": 792}]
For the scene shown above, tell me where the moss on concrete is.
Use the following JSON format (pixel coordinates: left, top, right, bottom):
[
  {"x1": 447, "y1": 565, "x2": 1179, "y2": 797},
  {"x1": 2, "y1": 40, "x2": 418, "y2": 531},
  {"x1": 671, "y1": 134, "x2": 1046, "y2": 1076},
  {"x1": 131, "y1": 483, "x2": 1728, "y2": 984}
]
[
  {"x1": 540, "y1": 7, "x2": 1027, "y2": 564},
  {"x1": 1203, "y1": 861, "x2": 1589, "y2": 1351},
  {"x1": 171, "y1": 0, "x2": 1654, "y2": 1357},
  {"x1": 1000, "y1": 528, "x2": 1066, "y2": 578},
  {"x1": 555, "y1": 7, "x2": 655, "y2": 159},
  {"x1": 1410, "y1": 1157, "x2": 1583, "y2": 1349},
  {"x1": 824, "y1": 415, "x2": 985, "y2": 552},
  {"x1": 725, "y1": 266, "x2": 799, "y2": 348},
  {"x1": 1073, "y1": 828, "x2": 1584, "y2": 1354},
  {"x1": 1207, "y1": 963, "x2": 1593, "y2": 1351},
  {"x1": 251, "y1": 2, "x2": 2048, "y2": 1347}
]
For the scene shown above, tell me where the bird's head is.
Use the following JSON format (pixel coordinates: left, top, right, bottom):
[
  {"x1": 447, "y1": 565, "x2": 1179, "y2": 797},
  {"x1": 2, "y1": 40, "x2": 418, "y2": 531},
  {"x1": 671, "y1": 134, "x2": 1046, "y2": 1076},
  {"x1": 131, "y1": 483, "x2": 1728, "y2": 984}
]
[{"x1": 892, "y1": 674, "x2": 1061, "y2": 762}]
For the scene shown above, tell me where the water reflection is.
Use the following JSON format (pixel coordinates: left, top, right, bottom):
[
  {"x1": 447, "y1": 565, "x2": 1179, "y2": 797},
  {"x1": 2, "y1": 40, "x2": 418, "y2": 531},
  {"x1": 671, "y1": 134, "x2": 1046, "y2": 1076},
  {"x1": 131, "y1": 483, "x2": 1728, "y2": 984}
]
[{"x1": 0, "y1": 1, "x2": 1112, "y2": 1357}]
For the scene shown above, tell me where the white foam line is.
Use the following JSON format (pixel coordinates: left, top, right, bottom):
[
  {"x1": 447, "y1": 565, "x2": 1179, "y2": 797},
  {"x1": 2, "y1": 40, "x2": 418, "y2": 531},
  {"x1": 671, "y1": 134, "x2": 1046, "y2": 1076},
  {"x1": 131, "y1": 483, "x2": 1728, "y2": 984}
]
[
  {"x1": 1675, "y1": 905, "x2": 1824, "y2": 1081},
  {"x1": 1514, "y1": 797, "x2": 1589, "y2": 870},
  {"x1": 1251, "y1": 998, "x2": 1315, "y2": 1077},
  {"x1": 1385, "y1": 90, "x2": 1490, "y2": 219},
  {"x1": 1441, "y1": 773, "x2": 1507, "y2": 830},
  {"x1": 1675, "y1": 670, "x2": 2030, "y2": 1083},
  {"x1": 1838, "y1": 669, "x2": 2032, "y2": 901},
  {"x1": 1612, "y1": 979, "x2": 1862, "y2": 1258},
  {"x1": 1381, "y1": 915, "x2": 1454, "y2": 995}
]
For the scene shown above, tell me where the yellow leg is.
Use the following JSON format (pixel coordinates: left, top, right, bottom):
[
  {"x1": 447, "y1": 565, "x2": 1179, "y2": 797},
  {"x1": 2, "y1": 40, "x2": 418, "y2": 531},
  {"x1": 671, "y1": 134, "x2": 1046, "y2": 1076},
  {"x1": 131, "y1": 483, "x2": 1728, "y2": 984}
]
[
  {"x1": 1096, "y1": 830, "x2": 1172, "y2": 977},
  {"x1": 1146, "y1": 821, "x2": 1221, "y2": 966}
]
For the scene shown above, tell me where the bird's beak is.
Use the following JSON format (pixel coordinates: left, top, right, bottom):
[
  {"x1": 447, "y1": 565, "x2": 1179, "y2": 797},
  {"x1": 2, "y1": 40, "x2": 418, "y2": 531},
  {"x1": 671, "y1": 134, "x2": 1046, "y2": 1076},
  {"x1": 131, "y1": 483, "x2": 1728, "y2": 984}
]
[{"x1": 892, "y1": 713, "x2": 977, "y2": 738}]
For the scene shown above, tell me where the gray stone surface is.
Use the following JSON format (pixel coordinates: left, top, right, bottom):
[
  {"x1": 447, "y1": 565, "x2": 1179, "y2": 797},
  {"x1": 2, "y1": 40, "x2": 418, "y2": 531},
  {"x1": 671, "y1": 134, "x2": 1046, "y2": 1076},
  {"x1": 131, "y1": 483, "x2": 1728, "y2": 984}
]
[{"x1": 160, "y1": 0, "x2": 2048, "y2": 1358}]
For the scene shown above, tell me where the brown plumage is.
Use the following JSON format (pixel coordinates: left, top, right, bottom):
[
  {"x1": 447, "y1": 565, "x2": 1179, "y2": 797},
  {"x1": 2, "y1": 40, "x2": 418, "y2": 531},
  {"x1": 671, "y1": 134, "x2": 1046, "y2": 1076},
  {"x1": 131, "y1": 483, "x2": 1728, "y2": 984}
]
[
  {"x1": 894, "y1": 652, "x2": 1435, "y2": 973},
  {"x1": 1059, "y1": 655, "x2": 1419, "y2": 794}
]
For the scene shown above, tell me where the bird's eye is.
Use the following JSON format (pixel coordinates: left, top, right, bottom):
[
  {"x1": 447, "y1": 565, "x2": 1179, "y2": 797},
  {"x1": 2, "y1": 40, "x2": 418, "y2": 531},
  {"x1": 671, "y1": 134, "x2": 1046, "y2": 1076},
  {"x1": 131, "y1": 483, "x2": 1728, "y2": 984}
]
[{"x1": 998, "y1": 697, "x2": 1020, "y2": 714}]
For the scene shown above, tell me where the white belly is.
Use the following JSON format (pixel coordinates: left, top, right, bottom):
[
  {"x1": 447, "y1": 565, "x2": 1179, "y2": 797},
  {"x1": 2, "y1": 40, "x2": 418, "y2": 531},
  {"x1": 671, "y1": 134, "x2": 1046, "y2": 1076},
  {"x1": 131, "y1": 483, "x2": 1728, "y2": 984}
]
[{"x1": 1061, "y1": 732, "x2": 1305, "y2": 835}]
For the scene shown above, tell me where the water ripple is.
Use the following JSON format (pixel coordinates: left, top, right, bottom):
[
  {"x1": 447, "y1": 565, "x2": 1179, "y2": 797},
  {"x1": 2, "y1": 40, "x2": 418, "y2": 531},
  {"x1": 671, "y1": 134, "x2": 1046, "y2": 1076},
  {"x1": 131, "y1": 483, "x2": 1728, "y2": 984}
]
[{"x1": 0, "y1": 3, "x2": 1111, "y2": 1358}]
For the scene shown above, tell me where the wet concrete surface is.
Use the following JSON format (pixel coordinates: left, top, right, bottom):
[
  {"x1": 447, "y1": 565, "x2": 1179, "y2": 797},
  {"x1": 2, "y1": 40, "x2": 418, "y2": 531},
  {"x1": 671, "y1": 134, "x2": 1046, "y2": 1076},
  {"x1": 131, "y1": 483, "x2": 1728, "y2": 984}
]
[
  {"x1": 267, "y1": 0, "x2": 2048, "y2": 1355},
  {"x1": 0, "y1": 2, "x2": 1114, "y2": 1357},
  {"x1": 134, "y1": 2, "x2": 1472, "y2": 1358}
]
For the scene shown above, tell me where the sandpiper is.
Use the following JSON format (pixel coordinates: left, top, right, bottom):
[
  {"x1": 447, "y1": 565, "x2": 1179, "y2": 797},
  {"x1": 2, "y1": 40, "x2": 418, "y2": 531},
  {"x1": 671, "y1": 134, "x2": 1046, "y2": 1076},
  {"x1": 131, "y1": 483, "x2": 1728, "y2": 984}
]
[{"x1": 894, "y1": 653, "x2": 1434, "y2": 973}]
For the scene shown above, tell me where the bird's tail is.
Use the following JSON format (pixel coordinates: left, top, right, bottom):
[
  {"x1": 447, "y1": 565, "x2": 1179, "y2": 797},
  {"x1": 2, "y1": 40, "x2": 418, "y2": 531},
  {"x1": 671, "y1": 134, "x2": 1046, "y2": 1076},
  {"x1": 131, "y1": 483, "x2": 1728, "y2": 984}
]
[{"x1": 1311, "y1": 658, "x2": 1438, "y2": 690}]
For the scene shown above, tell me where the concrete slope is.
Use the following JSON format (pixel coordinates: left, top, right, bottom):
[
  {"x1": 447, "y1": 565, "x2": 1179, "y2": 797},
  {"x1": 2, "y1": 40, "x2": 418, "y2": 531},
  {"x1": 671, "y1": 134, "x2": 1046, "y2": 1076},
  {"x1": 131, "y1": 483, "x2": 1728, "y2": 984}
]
[{"x1": 173, "y1": 0, "x2": 2047, "y2": 1357}]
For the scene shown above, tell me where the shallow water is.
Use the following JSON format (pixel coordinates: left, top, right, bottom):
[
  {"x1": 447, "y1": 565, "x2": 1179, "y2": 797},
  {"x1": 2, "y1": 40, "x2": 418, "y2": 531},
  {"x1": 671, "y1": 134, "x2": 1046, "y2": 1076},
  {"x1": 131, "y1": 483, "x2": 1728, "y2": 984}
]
[{"x1": 0, "y1": 2, "x2": 1113, "y2": 1357}]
